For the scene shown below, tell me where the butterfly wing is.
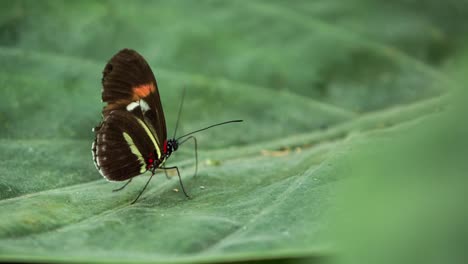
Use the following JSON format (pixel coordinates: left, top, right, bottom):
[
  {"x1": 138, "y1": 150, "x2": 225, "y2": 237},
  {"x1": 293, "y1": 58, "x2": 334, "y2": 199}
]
[
  {"x1": 92, "y1": 109, "x2": 164, "y2": 181},
  {"x1": 92, "y1": 49, "x2": 167, "y2": 181},
  {"x1": 101, "y1": 48, "x2": 167, "y2": 142}
]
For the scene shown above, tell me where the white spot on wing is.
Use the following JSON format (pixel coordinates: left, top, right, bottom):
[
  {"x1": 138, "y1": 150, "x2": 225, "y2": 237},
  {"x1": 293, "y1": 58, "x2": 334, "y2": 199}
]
[
  {"x1": 92, "y1": 141, "x2": 100, "y2": 171},
  {"x1": 126, "y1": 102, "x2": 139, "y2": 112},
  {"x1": 95, "y1": 141, "x2": 99, "y2": 156},
  {"x1": 92, "y1": 140, "x2": 113, "y2": 181},
  {"x1": 98, "y1": 168, "x2": 107, "y2": 179},
  {"x1": 140, "y1": 100, "x2": 150, "y2": 112}
]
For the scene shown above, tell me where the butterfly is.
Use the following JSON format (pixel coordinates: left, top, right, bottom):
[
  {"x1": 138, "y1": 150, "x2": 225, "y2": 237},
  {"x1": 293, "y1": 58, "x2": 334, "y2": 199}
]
[{"x1": 92, "y1": 49, "x2": 242, "y2": 204}]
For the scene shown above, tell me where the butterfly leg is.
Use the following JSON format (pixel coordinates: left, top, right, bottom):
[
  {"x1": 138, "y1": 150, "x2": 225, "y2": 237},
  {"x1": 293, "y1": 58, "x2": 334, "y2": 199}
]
[
  {"x1": 130, "y1": 171, "x2": 155, "y2": 204},
  {"x1": 160, "y1": 166, "x2": 191, "y2": 199},
  {"x1": 112, "y1": 178, "x2": 133, "y2": 192}
]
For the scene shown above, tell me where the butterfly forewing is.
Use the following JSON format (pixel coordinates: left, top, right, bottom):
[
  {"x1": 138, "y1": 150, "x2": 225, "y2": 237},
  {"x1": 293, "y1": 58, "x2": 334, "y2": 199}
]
[{"x1": 101, "y1": 48, "x2": 167, "y2": 142}]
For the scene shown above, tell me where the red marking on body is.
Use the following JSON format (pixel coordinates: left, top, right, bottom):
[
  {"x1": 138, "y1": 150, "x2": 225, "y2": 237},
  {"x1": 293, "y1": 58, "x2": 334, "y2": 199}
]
[
  {"x1": 147, "y1": 152, "x2": 155, "y2": 169},
  {"x1": 147, "y1": 160, "x2": 153, "y2": 169},
  {"x1": 132, "y1": 83, "x2": 155, "y2": 100},
  {"x1": 163, "y1": 140, "x2": 168, "y2": 154}
]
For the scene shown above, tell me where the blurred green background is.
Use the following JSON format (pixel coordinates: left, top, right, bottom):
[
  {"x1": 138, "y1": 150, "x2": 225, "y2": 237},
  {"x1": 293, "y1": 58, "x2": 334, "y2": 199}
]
[{"x1": 0, "y1": 1, "x2": 467, "y2": 264}]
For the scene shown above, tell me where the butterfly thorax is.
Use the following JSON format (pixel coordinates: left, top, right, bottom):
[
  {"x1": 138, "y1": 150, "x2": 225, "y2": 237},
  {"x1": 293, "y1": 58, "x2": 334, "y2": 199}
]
[
  {"x1": 163, "y1": 139, "x2": 178, "y2": 156},
  {"x1": 145, "y1": 139, "x2": 178, "y2": 171}
]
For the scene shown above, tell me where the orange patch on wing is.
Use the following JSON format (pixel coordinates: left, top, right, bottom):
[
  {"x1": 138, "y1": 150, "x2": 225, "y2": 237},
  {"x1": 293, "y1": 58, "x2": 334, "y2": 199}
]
[
  {"x1": 103, "y1": 83, "x2": 156, "y2": 113},
  {"x1": 132, "y1": 83, "x2": 155, "y2": 100}
]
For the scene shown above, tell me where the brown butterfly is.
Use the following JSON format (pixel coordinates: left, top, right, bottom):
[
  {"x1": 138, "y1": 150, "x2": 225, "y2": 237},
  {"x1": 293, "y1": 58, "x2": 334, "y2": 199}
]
[{"x1": 92, "y1": 49, "x2": 241, "y2": 204}]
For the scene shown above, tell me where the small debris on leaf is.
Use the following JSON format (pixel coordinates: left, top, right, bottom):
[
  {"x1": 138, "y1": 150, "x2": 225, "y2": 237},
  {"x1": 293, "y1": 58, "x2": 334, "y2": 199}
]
[
  {"x1": 205, "y1": 159, "x2": 221, "y2": 166},
  {"x1": 261, "y1": 148, "x2": 290, "y2": 157}
]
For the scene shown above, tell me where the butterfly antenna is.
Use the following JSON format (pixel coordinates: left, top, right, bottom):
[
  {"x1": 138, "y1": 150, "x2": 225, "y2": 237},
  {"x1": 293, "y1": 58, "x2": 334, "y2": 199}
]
[
  {"x1": 172, "y1": 87, "x2": 186, "y2": 139},
  {"x1": 176, "y1": 120, "x2": 243, "y2": 142}
]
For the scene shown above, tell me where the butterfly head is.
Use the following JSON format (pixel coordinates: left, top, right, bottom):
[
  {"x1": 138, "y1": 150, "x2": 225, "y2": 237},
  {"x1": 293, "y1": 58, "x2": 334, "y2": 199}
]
[{"x1": 164, "y1": 139, "x2": 178, "y2": 157}]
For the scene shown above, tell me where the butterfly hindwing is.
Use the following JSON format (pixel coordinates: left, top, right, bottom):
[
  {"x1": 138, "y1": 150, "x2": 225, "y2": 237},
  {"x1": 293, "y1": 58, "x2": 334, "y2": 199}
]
[
  {"x1": 101, "y1": 48, "x2": 167, "y2": 143},
  {"x1": 92, "y1": 110, "x2": 163, "y2": 181}
]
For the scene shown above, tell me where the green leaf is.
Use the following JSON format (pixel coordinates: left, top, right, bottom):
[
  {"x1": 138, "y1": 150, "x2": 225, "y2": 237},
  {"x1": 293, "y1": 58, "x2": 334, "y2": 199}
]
[
  {"x1": 0, "y1": 1, "x2": 466, "y2": 263},
  {"x1": 327, "y1": 91, "x2": 468, "y2": 264}
]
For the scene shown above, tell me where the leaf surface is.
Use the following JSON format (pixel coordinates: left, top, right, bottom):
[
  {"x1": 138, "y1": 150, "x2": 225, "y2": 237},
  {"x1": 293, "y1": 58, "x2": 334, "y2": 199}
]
[{"x1": 0, "y1": 1, "x2": 466, "y2": 263}]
